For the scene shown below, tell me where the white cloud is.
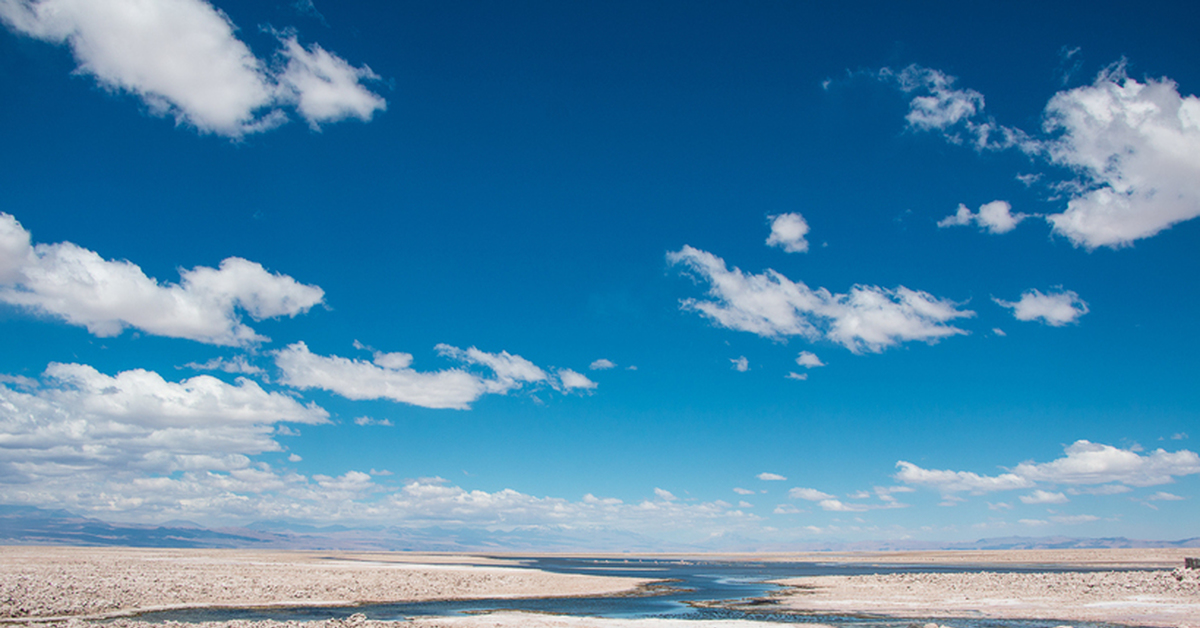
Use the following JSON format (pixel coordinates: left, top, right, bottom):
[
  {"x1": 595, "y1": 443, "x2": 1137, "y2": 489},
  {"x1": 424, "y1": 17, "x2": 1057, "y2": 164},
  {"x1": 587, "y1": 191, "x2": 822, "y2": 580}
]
[
  {"x1": 766, "y1": 213, "x2": 810, "y2": 253},
  {"x1": 274, "y1": 342, "x2": 502, "y2": 410},
  {"x1": 988, "y1": 502, "x2": 1012, "y2": 511},
  {"x1": 885, "y1": 63, "x2": 1200, "y2": 248},
  {"x1": 995, "y1": 289, "x2": 1088, "y2": 326},
  {"x1": 1019, "y1": 490, "x2": 1069, "y2": 504},
  {"x1": 785, "y1": 372, "x2": 808, "y2": 381},
  {"x1": 353, "y1": 416, "x2": 393, "y2": 427},
  {"x1": 1145, "y1": 491, "x2": 1185, "y2": 501},
  {"x1": 653, "y1": 488, "x2": 676, "y2": 501},
  {"x1": 937, "y1": 201, "x2": 1028, "y2": 234},
  {"x1": 669, "y1": 245, "x2": 973, "y2": 353},
  {"x1": 894, "y1": 461, "x2": 1034, "y2": 494},
  {"x1": 589, "y1": 359, "x2": 616, "y2": 370},
  {"x1": 898, "y1": 440, "x2": 1200, "y2": 502},
  {"x1": 1171, "y1": 432, "x2": 1189, "y2": 440},
  {"x1": 555, "y1": 368, "x2": 597, "y2": 392},
  {"x1": 795, "y1": 351, "x2": 825, "y2": 368},
  {"x1": 874, "y1": 485, "x2": 914, "y2": 502},
  {"x1": 0, "y1": 362, "x2": 328, "y2": 481},
  {"x1": 435, "y1": 344, "x2": 549, "y2": 393},
  {"x1": 1042, "y1": 65, "x2": 1200, "y2": 248},
  {"x1": 733, "y1": 487, "x2": 755, "y2": 495},
  {"x1": 0, "y1": 367, "x2": 754, "y2": 535},
  {"x1": 276, "y1": 342, "x2": 592, "y2": 408},
  {"x1": 758, "y1": 472, "x2": 787, "y2": 481},
  {"x1": 1020, "y1": 519, "x2": 1050, "y2": 527},
  {"x1": 731, "y1": 356, "x2": 749, "y2": 372},
  {"x1": 773, "y1": 504, "x2": 801, "y2": 515},
  {"x1": 2, "y1": 463, "x2": 759, "y2": 536},
  {"x1": 0, "y1": 213, "x2": 324, "y2": 346},
  {"x1": 275, "y1": 35, "x2": 386, "y2": 130},
  {"x1": 183, "y1": 356, "x2": 264, "y2": 376},
  {"x1": 1013, "y1": 440, "x2": 1200, "y2": 487},
  {"x1": 0, "y1": 0, "x2": 384, "y2": 137},
  {"x1": 892, "y1": 66, "x2": 984, "y2": 130},
  {"x1": 883, "y1": 64, "x2": 1025, "y2": 151},
  {"x1": 789, "y1": 487, "x2": 834, "y2": 501}
]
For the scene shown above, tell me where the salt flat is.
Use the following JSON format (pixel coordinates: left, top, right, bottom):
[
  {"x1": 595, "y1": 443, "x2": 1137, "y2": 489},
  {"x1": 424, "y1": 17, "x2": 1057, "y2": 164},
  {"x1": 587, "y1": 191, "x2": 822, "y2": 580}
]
[{"x1": 1, "y1": 547, "x2": 1197, "y2": 628}]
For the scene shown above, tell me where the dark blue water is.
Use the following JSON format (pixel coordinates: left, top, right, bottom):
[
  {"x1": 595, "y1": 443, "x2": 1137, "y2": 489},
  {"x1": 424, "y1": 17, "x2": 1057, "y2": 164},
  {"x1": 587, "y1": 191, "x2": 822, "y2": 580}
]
[{"x1": 131, "y1": 557, "x2": 1140, "y2": 627}]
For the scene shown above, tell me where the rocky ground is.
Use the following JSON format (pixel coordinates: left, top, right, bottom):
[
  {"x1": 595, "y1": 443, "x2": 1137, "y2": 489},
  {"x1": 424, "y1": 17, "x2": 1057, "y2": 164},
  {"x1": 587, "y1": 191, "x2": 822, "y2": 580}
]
[{"x1": 771, "y1": 567, "x2": 1200, "y2": 627}]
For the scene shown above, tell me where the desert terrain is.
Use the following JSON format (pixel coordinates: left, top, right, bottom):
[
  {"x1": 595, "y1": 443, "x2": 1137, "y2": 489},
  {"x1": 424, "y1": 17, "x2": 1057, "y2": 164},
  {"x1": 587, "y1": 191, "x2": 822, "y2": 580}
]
[{"x1": 1, "y1": 546, "x2": 1196, "y2": 628}]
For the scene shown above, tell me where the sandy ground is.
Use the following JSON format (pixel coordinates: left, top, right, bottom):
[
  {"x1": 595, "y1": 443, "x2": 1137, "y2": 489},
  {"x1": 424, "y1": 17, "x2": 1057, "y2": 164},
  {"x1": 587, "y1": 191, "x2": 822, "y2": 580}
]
[
  {"x1": 2, "y1": 547, "x2": 1198, "y2": 628},
  {"x1": 0, "y1": 547, "x2": 650, "y2": 621}
]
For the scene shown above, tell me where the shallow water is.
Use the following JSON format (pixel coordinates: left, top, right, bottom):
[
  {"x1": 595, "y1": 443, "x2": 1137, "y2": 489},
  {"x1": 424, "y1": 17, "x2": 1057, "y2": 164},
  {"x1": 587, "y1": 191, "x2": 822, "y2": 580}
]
[{"x1": 131, "y1": 557, "x2": 1138, "y2": 627}]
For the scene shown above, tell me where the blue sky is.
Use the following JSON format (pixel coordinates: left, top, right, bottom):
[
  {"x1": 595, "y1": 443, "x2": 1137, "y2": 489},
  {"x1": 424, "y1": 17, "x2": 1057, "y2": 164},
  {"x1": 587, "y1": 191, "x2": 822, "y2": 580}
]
[{"x1": 1, "y1": 0, "x2": 1197, "y2": 546}]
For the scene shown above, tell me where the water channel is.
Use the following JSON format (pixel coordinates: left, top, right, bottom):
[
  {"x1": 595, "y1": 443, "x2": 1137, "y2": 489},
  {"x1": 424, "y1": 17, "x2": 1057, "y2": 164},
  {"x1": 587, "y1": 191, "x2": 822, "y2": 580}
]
[{"x1": 132, "y1": 556, "x2": 1137, "y2": 627}]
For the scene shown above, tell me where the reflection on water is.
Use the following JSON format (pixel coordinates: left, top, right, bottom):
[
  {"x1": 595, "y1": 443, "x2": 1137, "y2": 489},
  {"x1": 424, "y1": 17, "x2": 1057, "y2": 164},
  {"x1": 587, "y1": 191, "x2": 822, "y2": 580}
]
[{"x1": 130, "y1": 557, "x2": 1135, "y2": 627}]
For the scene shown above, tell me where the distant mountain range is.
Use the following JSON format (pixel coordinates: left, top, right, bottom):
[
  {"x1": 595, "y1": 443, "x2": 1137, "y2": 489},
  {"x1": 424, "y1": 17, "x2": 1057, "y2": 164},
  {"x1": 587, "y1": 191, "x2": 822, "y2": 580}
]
[{"x1": 2, "y1": 504, "x2": 1197, "y2": 552}]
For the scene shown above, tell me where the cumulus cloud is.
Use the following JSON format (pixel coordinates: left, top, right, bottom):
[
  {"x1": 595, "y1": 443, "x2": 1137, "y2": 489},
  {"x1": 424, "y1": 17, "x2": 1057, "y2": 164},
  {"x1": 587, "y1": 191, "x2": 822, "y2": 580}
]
[
  {"x1": 435, "y1": 344, "x2": 549, "y2": 393},
  {"x1": 731, "y1": 356, "x2": 749, "y2": 372},
  {"x1": 0, "y1": 213, "x2": 324, "y2": 346},
  {"x1": 898, "y1": 440, "x2": 1200, "y2": 501},
  {"x1": 0, "y1": 0, "x2": 384, "y2": 137},
  {"x1": 789, "y1": 487, "x2": 834, "y2": 501},
  {"x1": 1041, "y1": 65, "x2": 1200, "y2": 248},
  {"x1": 555, "y1": 368, "x2": 597, "y2": 392},
  {"x1": 275, "y1": 342, "x2": 539, "y2": 410},
  {"x1": 275, "y1": 342, "x2": 591, "y2": 409},
  {"x1": 589, "y1": 359, "x2": 616, "y2": 370},
  {"x1": 885, "y1": 62, "x2": 1200, "y2": 248},
  {"x1": 995, "y1": 289, "x2": 1088, "y2": 326},
  {"x1": 894, "y1": 461, "x2": 1034, "y2": 494},
  {"x1": 795, "y1": 351, "x2": 824, "y2": 368},
  {"x1": 275, "y1": 35, "x2": 386, "y2": 130},
  {"x1": 0, "y1": 362, "x2": 328, "y2": 482},
  {"x1": 1019, "y1": 490, "x2": 1069, "y2": 504},
  {"x1": 1013, "y1": 440, "x2": 1200, "y2": 487},
  {"x1": 733, "y1": 487, "x2": 755, "y2": 495},
  {"x1": 668, "y1": 245, "x2": 973, "y2": 353},
  {"x1": 938, "y1": 201, "x2": 1029, "y2": 234},
  {"x1": 2, "y1": 448, "x2": 758, "y2": 534},
  {"x1": 766, "y1": 213, "x2": 810, "y2": 253},
  {"x1": 785, "y1": 372, "x2": 808, "y2": 381},
  {"x1": 758, "y1": 472, "x2": 787, "y2": 481}
]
